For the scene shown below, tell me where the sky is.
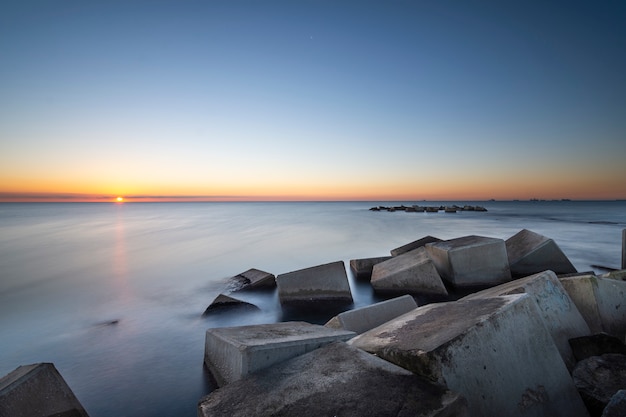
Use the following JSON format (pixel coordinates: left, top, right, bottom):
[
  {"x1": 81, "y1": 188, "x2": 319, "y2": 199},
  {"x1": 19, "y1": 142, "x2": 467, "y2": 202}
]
[{"x1": 1, "y1": 0, "x2": 625, "y2": 202}]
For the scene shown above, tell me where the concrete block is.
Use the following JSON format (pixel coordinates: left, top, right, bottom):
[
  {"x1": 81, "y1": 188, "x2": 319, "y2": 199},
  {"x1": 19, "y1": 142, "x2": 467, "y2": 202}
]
[
  {"x1": 199, "y1": 342, "x2": 469, "y2": 417},
  {"x1": 462, "y1": 270, "x2": 590, "y2": 369},
  {"x1": 0, "y1": 363, "x2": 89, "y2": 417},
  {"x1": 349, "y1": 294, "x2": 588, "y2": 417},
  {"x1": 202, "y1": 294, "x2": 260, "y2": 316},
  {"x1": 506, "y1": 229, "x2": 577, "y2": 277},
  {"x1": 325, "y1": 294, "x2": 418, "y2": 334},
  {"x1": 349, "y1": 256, "x2": 392, "y2": 280},
  {"x1": 600, "y1": 269, "x2": 626, "y2": 281},
  {"x1": 425, "y1": 235, "x2": 512, "y2": 287},
  {"x1": 390, "y1": 235, "x2": 442, "y2": 256},
  {"x1": 560, "y1": 274, "x2": 626, "y2": 340},
  {"x1": 276, "y1": 261, "x2": 353, "y2": 306},
  {"x1": 232, "y1": 268, "x2": 276, "y2": 290},
  {"x1": 371, "y1": 247, "x2": 448, "y2": 296},
  {"x1": 204, "y1": 321, "x2": 355, "y2": 386}
]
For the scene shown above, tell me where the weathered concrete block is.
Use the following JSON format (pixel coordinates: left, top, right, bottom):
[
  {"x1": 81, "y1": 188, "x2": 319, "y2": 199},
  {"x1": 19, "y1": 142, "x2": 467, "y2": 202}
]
[
  {"x1": 349, "y1": 256, "x2": 392, "y2": 280},
  {"x1": 202, "y1": 294, "x2": 260, "y2": 316},
  {"x1": 231, "y1": 268, "x2": 276, "y2": 290},
  {"x1": 0, "y1": 363, "x2": 90, "y2": 417},
  {"x1": 391, "y1": 235, "x2": 442, "y2": 256},
  {"x1": 199, "y1": 342, "x2": 469, "y2": 417},
  {"x1": 204, "y1": 321, "x2": 355, "y2": 386},
  {"x1": 325, "y1": 294, "x2": 418, "y2": 334},
  {"x1": 349, "y1": 294, "x2": 588, "y2": 417},
  {"x1": 560, "y1": 274, "x2": 626, "y2": 340},
  {"x1": 462, "y1": 270, "x2": 590, "y2": 369},
  {"x1": 371, "y1": 247, "x2": 448, "y2": 296},
  {"x1": 276, "y1": 261, "x2": 353, "y2": 306},
  {"x1": 600, "y1": 269, "x2": 626, "y2": 281},
  {"x1": 506, "y1": 229, "x2": 577, "y2": 277},
  {"x1": 425, "y1": 235, "x2": 511, "y2": 287}
]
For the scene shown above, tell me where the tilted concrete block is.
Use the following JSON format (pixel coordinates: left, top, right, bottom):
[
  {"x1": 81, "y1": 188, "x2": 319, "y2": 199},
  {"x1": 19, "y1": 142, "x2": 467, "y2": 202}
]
[
  {"x1": 276, "y1": 261, "x2": 353, "y2": 306},
  {"x1": 349, "y1": 256, "x2": 392, "y2": 280},
  {"x1": 199, "y1": 342, "x2": 469, "y2": 417},
  {"x1": 233, "y1": 268, "x2": 276, "y2": 290},
  {"x1": 349, "y1": 294, "x2": 589, "y2": 417},
  {"x1": 325, "y1": 294, "x2": 418, "y2": 334},
  {"x1": 506, "y1": 229, "x2": 577, "y2": 277},
  {"x1": 0, "y1": 363, "x2": 90, "y2": 417},
  {"x1": 390, "y1": 235, "x2": 442, "y2": 256},
  {"x1": 371, "y1": 247, "x2": 448, "y2": 296},
  {"x1": 462, "y1": 270, "x2": 590, "y2": 369},
  {"x1": 204, "y1": 321, "x2": 355, "y2": 386},
  {"x1": 425, "y1": 235, "x2": 512, "y2": 287},
  {"x1": 560, "y1": 274, "x2": 626, "y2": 340}
]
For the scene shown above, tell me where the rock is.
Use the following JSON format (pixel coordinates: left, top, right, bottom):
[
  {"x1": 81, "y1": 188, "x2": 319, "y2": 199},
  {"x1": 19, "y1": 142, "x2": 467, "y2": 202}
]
[
  {"x1": 0, "y1": 363, "x2": 90, "y2": 417},
  {"x1": 198, "y1": 342, "x2": 470, "y2": 417},
  {"x1": 462, "y1": 270, "x2": 590, "y2": 369},
  {"x1": 276, "y1": 261, "x2": 353, "y2": 307},
  {"x1": 349, "y1": 294, "x2": 588, "y2": 417},
  {"x1": 325, "y1": 294, "x2": 418, "y2": 334},
  {"x1": 390, "y1": 235, "x2": 442, "y2": 256},
  {"x1": 560, "y1": 274, "x2": 626, "y2": 340},
  {"x1": 425, "y1": 235, "x2": 512, "y2": 288},
  {"x1": 203, "y1": 321, "x2": 355, "y2": 387},
  {"x1": 370, "y1": 247, "x2": 448, "y2": 296},
  {"x1": 202, "y1": 294, "x2": 260, "y2": 316},
  {"x1": 505, "y1": 229, "x2": 577, "y2": 277},
  {"x1": 602, "y1": 390, "x2": 626, "y2": 417},
  {"x1": 569, "y1": 333, "x2": 626, "y2": 362},
  {"x1": 349, "y1": 256, "x2": 392, "y2": 280},
  {"x1": 573, "y1": 354, "x2": 626, "y2": 417},
  {"x1": 229, "y1": 268, "x2": 276, "y2": 291}
]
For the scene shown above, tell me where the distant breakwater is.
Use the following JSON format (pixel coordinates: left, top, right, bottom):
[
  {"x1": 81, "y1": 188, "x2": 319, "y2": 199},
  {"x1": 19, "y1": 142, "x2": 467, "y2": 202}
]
[{"x1": 369, "y1": 204, "x2": 487, "y2": 213}]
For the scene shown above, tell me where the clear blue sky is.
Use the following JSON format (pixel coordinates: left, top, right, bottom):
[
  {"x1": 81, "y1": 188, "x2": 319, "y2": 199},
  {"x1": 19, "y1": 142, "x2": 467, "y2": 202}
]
[{"x1": 1, "y1": 0, "x2": 625, "y2": 201}]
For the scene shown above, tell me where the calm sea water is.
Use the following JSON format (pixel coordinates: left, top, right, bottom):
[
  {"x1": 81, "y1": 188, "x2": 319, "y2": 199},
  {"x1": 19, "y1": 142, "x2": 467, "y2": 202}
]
[{"x1": 1, "y1": 201, "x2": 625, "y2": 416}]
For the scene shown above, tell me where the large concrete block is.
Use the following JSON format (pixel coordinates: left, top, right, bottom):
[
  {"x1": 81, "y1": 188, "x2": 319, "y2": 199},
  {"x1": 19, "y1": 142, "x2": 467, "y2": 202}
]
[
  {"x1": 371, "y1": 247, "x2": 448, "y2": 296},
  {"x1": 0, "y1": 363, "x2": 90, "y2": 417},
  {"x1": 349, "y1": 294, "x2": 589, "y2": 417},
  {"x1": 276, "y1": 261, "x2": 353, "y2": 306},
  {"x1": 199, "y1": 342, "x2": 469, "y2": 417},
  {"x1": 425, "y1": 235, "x2": 512, "y2": 287},
  {"x1": 204, "y1": 321, "x2": 355, "y2": 386},
  {"x1": 560, "y1": 274, "x2": 626, "y2": 340},
  {"x1": 325, "y1": 294, "x2": 418, "y2": 334},
  {"x1": 506, "y1": 229, "x2": 577, "y2": 277},
  {"x1": 349, "y1": 256, "x2": 392, "y2": 280},
  {"x1": 390, "y1": 235, "x2": 442, "y2": 256},
  {"x1": 462, "y1": 270, "x2": 590, "y2": 369}
]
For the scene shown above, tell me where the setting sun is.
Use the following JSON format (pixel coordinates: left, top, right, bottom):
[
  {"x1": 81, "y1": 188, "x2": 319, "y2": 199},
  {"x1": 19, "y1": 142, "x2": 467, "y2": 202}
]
[{"x1": 116, "y1": 197, "x2": 124, "y2": 203}]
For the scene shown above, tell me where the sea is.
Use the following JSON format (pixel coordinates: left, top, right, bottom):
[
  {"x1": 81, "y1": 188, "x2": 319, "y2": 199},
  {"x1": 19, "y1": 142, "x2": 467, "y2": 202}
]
[{"x1": 1, "y1": 200, "x2": 625, "y2": 417}]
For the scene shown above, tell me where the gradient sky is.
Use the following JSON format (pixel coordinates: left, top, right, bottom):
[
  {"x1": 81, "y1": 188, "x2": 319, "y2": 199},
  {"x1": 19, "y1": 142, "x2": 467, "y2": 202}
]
[{"x1": 1, "y1": 1, "x2": 625, "y2": 202}]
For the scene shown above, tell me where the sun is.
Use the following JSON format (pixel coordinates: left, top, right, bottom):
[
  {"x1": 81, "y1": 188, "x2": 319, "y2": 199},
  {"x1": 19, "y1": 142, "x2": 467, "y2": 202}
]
[{"x1": 116, "y1": 196, "x2": 124, "y2": 203}]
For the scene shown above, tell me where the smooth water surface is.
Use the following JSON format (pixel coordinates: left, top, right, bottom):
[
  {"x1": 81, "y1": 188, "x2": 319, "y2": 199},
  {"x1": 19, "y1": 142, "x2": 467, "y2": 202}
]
[{"x1": 1, "y1": 201, "x2": 625, "y2": 416}]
